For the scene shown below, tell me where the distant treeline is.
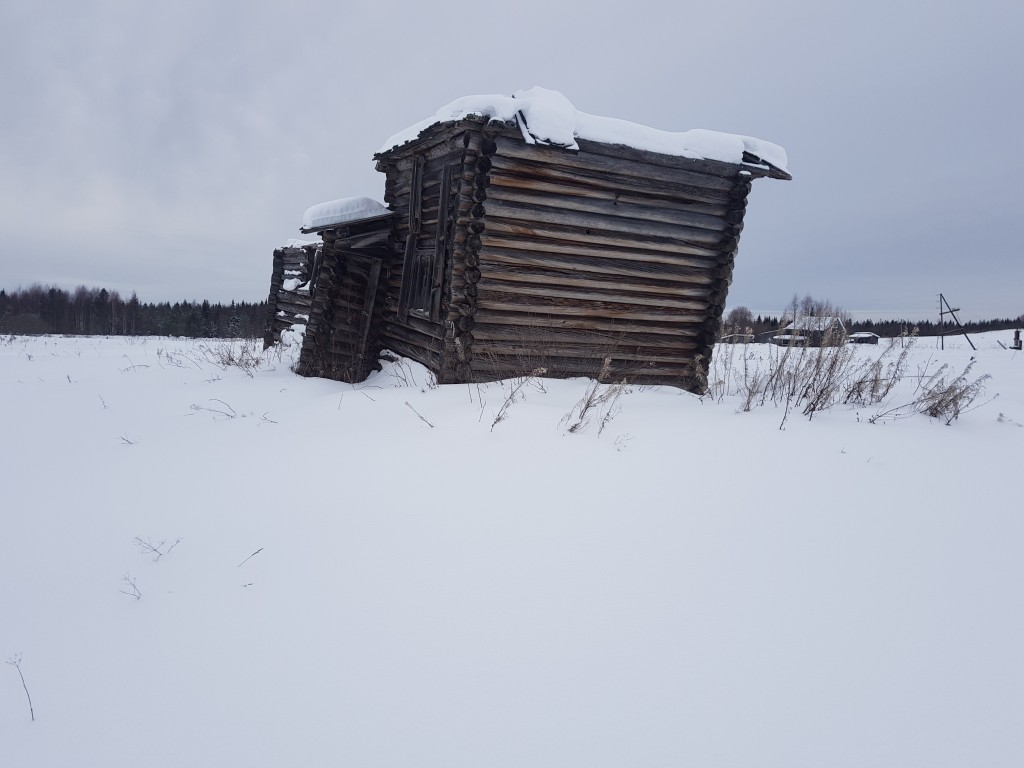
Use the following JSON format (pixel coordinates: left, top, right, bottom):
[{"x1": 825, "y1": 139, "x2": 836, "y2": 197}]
[
  {"x1": 1, "y1": 284, "x2": 1020, "y2": 340},
  {"x1": 846, "y1": 317, "x2": 1023, "y2": 336},
  {"x1": 725, "y1": 296, "x2": 1022, "y2": 339},
  {"x1": 731, "y1": 314, "x2": 1023, "y2": 338},
  {"x1": 0, "y1": 285, "x2": 267, "y2": 338}
]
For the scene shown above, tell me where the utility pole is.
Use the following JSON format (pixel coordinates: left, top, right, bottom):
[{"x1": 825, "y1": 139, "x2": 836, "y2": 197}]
[{"x1": 938, "y1": 293, "x2": 976, "y2": 351}]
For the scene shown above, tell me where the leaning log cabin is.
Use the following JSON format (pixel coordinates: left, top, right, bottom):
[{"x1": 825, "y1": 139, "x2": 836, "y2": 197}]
[{"x1": 264, "y1": 88, "x2": 789, "y2": 392}]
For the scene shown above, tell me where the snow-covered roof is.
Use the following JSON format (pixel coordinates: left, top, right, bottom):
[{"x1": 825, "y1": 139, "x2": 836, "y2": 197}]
[
  {"x1": 781, "y1": 316, "x2": 846, "y2": 333},
  {"x1": 378, "y1": 87, "x2": 788, "y2": 176},
  {"x1": 301, "y1": 197, "x2": 391, "y2": 233}
]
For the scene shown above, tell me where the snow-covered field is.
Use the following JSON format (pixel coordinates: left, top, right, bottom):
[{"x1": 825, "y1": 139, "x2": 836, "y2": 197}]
[{"x1": 2, "y1": 332, "x2": 1022, "y2": 767}]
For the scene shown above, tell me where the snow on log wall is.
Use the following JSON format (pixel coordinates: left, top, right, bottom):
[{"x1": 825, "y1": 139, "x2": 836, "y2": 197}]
[
  {"x1": 375, "y1": 116, "x2": 769, "y2": 390},
  {"x1": 264, "y1": 245, "x2": 315, "y2": 348}
]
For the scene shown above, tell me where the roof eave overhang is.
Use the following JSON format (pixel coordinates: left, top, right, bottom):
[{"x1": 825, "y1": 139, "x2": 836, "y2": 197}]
[{"x1": 299, "y1": 211, "x2": 394, "y2": 235}]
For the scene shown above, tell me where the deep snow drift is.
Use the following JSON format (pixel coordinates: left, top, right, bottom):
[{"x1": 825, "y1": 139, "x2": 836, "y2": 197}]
[{"x1": 1, "y1": 332, "x2": 1022, "y2": 767}]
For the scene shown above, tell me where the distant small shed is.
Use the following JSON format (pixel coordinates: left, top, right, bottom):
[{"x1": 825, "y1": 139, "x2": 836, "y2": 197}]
[
  {"x1": 847, "y1": 331, "x2": 881, "y2": 345},
  {"x1": 266, "y1": 87, "x2": 790, "y2": 392}
]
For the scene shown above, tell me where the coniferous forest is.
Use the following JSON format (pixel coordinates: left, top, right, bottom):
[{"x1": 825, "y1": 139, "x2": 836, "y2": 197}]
[
  {"x1": 0, "y1": 284, "x2": 1020, "y2": 340},
  {"x1": 0, "y1": 285, "x2": 266, "y2": 338}
]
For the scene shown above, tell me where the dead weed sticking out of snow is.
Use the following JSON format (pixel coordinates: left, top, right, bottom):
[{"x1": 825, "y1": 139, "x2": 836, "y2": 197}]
[{"x1": 704, "y1": 331, "x2": 991, "y2": 427}]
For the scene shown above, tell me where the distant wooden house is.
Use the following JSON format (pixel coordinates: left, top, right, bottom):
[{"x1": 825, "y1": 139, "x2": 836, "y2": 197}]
[
  {"x1": 266, "y1": 88, "x2": 790, "y2": 392},
  {"x1": 770, "y1": 316, "x2": 847, "y2": 347}
]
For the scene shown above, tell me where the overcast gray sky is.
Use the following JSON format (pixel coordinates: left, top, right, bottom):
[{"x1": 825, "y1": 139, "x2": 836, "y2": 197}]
[{"x1": 2, "y1": 0, "x2": 1021, "y2": 320}]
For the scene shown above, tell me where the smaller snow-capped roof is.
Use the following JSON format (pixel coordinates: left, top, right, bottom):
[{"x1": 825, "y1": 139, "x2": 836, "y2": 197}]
[
  {"x1": 301, "y1": 197, "x2": 391, "y2": 233},
  {"x1": 377, "y1": 87, "x2": 789, "y2": 178},
  {"x1": 780, "y1": 316, "x2": 846, "y2": 333}
]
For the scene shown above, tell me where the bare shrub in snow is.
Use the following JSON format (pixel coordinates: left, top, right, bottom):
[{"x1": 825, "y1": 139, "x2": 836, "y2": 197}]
[
  {"x1": 196, "y1": 339, "x2": 268, "y2": 378},
  {"x1": 156, "y1": 347, "x2": 195, "y2": 370},
  {"x1": 6, "y1": 654, "x2": 35, "y2": 722},
  {"x1": 120, "y1": 574, "x2": 142, "y2": 600},
  {"x1": 120, "y1": 355, "x2": 150, "y2": 373},
  {"x1": 237, "y1": 548, "x2": 263, "y2": 567},
  {"x1": 384, "y1": 356, "x2": 418, "y2": 388},
  {"x1": 843, "y1": 331, "x2": 916, "y2": 407},
  {"x1": 707, "y1": 323, "x2": 755, "y2": 402},
  {"x1": 868, "y1": 356, "x2": 993, "y2": 425},
  {"x1": 799, "y1": 342, "x2": 859, "y2": 419},
  {"x1": 561, "y1": 365, "x2": 631, "y2": 436},
  {"x1": 491, "y1": 369, "x2": 546, "y2": 431},
  {"x1": 687, "y1": 353, "x2": 709, "y2": 396},
  {"x1": 133, "y1": 536, "x2": 181, "y2": 562},
  {"x1": 915, "y1": 358, "x2": 992, "y2": 425},
  {"x1": 190, "y1": 399, "x2": 238, "y2": 419},
  {"x1": 702, "y1": 330, "x2": 983, "y2": 427},
  {"x1": 404, "y1": 401, "x2": 435, "y2": 428}
]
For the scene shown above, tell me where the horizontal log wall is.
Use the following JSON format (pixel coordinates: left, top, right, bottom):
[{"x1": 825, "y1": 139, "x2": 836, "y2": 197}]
[
  {"x1": 373, "y1": 116, "x2": 774, "y2": 392},
  {"x1": 462, "y1": 124, "x2": 751, "y2": 390}
]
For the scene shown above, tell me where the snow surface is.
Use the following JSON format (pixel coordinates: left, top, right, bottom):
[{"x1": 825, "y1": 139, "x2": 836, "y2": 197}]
[
  {"x1": 2, "y1": 333, "x2": 1022, "y2": 767},
  {"x1": 380, "y1": 86, "x2": 788, "y2": 173},
  {"x1": 301, "y1": 197, "x2": 389, "y2": 232}
]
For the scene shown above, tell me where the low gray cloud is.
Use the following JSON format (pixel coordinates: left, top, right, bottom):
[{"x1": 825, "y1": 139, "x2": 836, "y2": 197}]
[{"x1": 1, "y1": 0, "x2": 1020, "y2": 320}]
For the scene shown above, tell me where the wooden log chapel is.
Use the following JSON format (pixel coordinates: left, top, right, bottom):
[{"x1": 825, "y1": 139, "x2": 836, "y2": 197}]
[{"x1": 264, "y1": 88, "x2": 790, "y2": 392}]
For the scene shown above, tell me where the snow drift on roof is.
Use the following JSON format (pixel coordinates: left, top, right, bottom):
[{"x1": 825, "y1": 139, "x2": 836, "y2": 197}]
[
  {"x1": 301, "y1": 197, "x2": 389, "y2": 232},
  {"x1": 378, "y1": 86, "x2": 788, "y2": 174},
  {"x1": 781, "y1": 316, "x2": 846, "y2": 332}
]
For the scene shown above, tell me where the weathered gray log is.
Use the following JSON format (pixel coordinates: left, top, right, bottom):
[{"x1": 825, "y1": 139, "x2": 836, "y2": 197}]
[
  {"x1": 470, "y1": 324, "x2": 701, "y2": 350},
  {"x1": 475, "y1": 292, "x2": 709, "y2": 321},
  {"x1": 475, "y1": 275, "x2": 712, "y2": 308},
  {"x1": 485, "y1": 184, "x2": 731, "y2": 230},
  {"x1": 483, "y1": 198, "x2": 727, "y2": 246},
  {"x1": 493, "y1": 135, "x2": 736, "y2": 188},
  {"x1": 466, "y1": 309, "x2": 703, "y2": 336},
  {"x1": 480, "y1": 219, "x2": 720, "y2": 259},
  {"x1": 477, "y1": 246, "x2": 720, "y2": 284},
  {"x1": 576, "y1": 137, "x2": 788, "y2": 180},
  {"x1": 477, "y1": 231, "x2": 720, "y2": 269},
  {"x1": 487, "y1": 155, "x2": 733, "y2": 206},
  {"x1": 471, "y1": 343, "x2": 699, "y2": 363}
]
